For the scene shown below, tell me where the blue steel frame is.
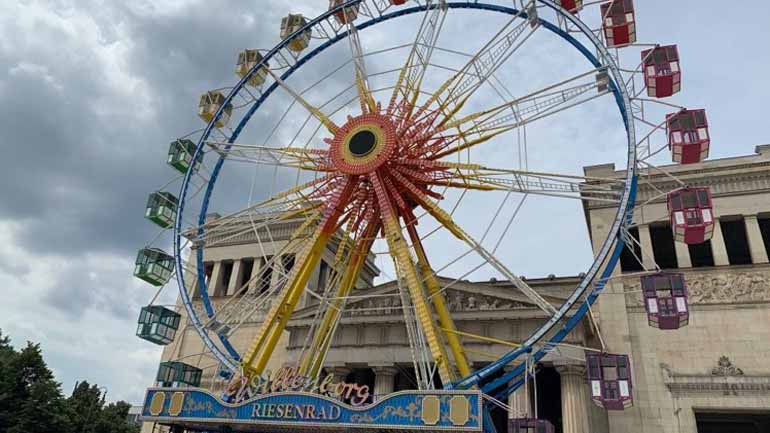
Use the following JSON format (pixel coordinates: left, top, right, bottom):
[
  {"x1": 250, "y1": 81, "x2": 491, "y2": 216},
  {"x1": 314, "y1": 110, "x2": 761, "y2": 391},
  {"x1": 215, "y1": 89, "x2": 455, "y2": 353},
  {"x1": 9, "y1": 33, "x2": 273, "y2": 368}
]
[{"x1": 173, "y1": 0, "x2": 637, "y2": 402}]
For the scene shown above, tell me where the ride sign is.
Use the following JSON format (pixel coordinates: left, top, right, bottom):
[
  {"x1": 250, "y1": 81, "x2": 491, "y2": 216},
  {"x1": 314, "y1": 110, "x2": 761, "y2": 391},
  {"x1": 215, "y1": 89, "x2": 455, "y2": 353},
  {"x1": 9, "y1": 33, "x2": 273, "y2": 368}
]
[
  {"x1": 140, "y1": 387, "x2": 482, "y2": 433},
  {"x1": 223, "y1": 366, "x2": 371, "y2": 405}
]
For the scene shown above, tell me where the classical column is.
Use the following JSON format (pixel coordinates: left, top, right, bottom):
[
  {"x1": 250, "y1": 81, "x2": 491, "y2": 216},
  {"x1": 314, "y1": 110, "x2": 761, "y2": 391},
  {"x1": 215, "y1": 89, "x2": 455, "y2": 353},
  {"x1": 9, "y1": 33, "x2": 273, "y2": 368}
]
[
  {"x1": 710, "y1": 219, "x2": 730, "y2": 266},
  {"x1": 507, "y1": 381, "x2": 531, "y2": 419},
  {"x1": 226, "y1": 259, "x2": 243, "y2": 296},
  {"x1": 327, "y1": 365, "x2": 351, "y2": 383},
  {"x1": 248, "y1": 258, "x2": 261, "y2": 291},
  {"x1": 372, "y1": 365, "x2": 398, "y2": 401},
  {"x1": 269, "y1": 257, "x2": 281, "y2": 288},
  {"x1": 745, "y1": 215, "x2": 770, "y2": 264},
  {"x1": 637, "y1": 224, "x2": 656, "y2": 270},
  {"x1": 209, "y1": 261, "x2": 225, "y2": 296},
  {"x1": 673, "y1": 240, "x2": 693, "y2": 268},
  {"x1": 556, "y1": 364, "x2": 590, "y2": 433}
]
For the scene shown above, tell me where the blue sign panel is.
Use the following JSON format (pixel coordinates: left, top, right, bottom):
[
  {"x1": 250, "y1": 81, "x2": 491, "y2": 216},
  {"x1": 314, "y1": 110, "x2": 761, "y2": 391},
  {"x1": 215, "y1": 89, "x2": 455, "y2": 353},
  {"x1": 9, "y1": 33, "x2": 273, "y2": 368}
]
[{"x1": 141, "y1": 388, "x2": 483, "y2": 432}]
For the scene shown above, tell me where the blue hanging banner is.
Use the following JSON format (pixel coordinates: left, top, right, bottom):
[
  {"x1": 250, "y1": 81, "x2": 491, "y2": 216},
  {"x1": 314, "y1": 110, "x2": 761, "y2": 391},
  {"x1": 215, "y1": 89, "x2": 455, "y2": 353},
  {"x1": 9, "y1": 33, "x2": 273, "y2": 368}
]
[{"x1": 141, "y1": 388, "x2": 483, "y2": 433}]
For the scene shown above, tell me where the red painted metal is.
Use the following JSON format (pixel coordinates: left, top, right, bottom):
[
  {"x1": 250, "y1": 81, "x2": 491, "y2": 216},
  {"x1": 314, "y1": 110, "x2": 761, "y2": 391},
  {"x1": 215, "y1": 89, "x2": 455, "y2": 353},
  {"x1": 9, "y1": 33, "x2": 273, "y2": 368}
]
[
  {"x1": 330, "y1": 0, "x2": 359, "y2": 24},
  {"x1": 667, "y1": 187, "x2": 714, "y2": 244},
  {"x1": 326, "y1": 113, "x2": 397, "y2": 175},
  {"x1": 307, "y1": 91, "x2": 458, "y2": 244},
  {"x1": 641, "y1": 273, "x2": 689, "y2": 330},
  {"x1": 666, "y1": 109, "x2": 710, "y2": 164},
  {"x1": 600, "y1": 0, "x2": 636, "y2": 48},
  {"x1": 642, "y1": 45, "x2": 681, "y2": 98},
  {"x1": 586, "y1": 352, "x2": 633, "y2": 410},
  {"x1": 557, "y1": 0, "x2": 583, "y2": 14}
]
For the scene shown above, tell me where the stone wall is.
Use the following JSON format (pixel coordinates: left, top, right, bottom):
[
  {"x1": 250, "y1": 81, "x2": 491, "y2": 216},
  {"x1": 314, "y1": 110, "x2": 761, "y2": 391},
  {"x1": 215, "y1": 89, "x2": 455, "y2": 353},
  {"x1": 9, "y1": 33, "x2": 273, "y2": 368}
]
[{"x1": 585, "y1": 148, "x2": 770, "y2": 433}]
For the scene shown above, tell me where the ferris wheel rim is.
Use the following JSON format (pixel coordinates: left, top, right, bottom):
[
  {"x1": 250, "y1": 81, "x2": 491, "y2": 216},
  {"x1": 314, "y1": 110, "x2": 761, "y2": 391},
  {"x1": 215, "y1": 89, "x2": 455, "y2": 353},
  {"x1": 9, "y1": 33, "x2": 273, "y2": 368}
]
[{"x1": 172, "y1": 0, "x2": 638, "y2": 388}]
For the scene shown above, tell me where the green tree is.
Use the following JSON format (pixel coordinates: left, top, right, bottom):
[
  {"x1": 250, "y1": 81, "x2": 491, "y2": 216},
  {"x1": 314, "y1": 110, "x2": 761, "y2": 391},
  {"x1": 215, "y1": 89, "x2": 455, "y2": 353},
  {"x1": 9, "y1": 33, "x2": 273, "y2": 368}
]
[
  {"x1": 0, "y1": 331, "x2": 17, "y2": 431},
  {"x1": 93, "y1": 401, "x2": 138, "y2": 433},
  {"x1": 67, "y1": 381, "x2": 107, "y2": 433},
  {"x1": 0, "y1": 330, "x2": 139, "y2": 433},
  {"x1": 4, "y1": 340, "x2": 71, "y2": 433}
]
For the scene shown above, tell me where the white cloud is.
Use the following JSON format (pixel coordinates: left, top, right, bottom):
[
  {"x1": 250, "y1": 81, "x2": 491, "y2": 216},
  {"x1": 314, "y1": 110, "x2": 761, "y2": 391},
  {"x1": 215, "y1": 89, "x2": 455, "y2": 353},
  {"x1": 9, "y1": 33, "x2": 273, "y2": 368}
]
[{"x1": 0, "y1": 221, "x2": 166, "y2": 402}]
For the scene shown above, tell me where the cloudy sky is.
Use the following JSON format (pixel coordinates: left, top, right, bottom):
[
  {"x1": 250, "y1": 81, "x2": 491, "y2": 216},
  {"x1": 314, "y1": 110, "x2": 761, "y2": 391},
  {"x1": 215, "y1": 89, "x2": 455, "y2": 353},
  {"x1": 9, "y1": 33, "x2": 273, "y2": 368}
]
[{"x1": 0, "y1": 0, "x2": 768, "y2": 404}]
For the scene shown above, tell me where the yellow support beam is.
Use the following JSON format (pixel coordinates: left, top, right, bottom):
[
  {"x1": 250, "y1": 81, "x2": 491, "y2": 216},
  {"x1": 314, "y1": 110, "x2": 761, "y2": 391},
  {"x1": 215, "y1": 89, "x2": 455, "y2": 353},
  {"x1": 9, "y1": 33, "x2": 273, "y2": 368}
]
[
  {"x1": 382, "y1": 215, "x2": 456, "y2": 384},
  {"x1": 241, "y1": 225, "x2": 333, "y2": 376},
  {"x1": 241, "y1": 181, "x2": 354, "y2": 376},
  {"x1": 371, "y1": 173, "x2": 456, "y2": 384},
  {"x1": 355, "y1": 72, "x2": 378, "y2": 115},
  {"x1": 266, "y1": 68, "x2": 339, "y2": 135},
  {"x1": 406, "y1": 224, "x2": 472, "y2": 378},
  {"x1": 299, "y1": 223, "x2": 379, "y2": 377},
  {"x1": 439, "y1": 327, "x2": 521, "y2": 349}
]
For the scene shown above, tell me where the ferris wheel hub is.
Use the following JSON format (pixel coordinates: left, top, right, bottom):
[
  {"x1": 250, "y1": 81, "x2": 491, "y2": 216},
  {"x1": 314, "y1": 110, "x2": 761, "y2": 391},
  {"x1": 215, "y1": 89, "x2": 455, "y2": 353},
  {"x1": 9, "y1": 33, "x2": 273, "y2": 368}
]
[
  {"x1": 349, "y1": 130, "x2": 377, "y2": 156},
  {"x1": 328, "y1": 112, "x2": 397, "y2": 175}
]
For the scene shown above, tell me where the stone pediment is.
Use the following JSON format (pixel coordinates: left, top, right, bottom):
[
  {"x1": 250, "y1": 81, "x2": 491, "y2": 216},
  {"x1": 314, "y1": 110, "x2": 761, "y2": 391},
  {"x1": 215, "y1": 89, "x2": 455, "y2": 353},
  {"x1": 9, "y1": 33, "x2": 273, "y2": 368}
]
[{"x1": 292, "y1": 276, "x2": 565, "y2": 321}]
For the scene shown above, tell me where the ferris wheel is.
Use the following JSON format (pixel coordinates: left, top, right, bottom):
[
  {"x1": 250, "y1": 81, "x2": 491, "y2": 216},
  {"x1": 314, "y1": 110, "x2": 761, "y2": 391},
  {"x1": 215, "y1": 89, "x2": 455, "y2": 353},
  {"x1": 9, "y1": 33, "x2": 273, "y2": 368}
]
[{"x1": 135, "y1": 1, "x2": 713, "y2": 431}]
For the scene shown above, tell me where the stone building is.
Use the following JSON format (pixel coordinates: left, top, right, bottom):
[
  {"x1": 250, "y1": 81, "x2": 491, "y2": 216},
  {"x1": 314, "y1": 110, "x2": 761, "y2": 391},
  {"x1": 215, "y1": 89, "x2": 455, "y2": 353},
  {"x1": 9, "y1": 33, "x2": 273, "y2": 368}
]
[
  {"x1": 583, "y1": 145, "x2": 770, "y2": 433},
  {"x1": 148, "y1": 145, "x2": 770, "y2": 433}
]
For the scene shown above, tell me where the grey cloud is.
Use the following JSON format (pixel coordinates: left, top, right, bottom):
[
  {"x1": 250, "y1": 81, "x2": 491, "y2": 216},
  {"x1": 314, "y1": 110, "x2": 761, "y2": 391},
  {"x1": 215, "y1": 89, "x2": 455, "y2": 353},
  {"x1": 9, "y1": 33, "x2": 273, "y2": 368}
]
[
  {"x1": 43, "y1": 256, "x2": 145, "y2": 320},
  {"x1": 0, "y1": 1, "x2": 290, "y2": 256}
]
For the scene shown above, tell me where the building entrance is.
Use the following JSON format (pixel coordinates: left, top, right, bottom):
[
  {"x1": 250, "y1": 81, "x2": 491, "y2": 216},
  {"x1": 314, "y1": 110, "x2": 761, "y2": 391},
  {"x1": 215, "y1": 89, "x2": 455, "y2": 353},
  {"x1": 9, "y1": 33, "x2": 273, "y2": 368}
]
[{"x1": 696, "y1": 411, "x2": 770, "y2": 433}]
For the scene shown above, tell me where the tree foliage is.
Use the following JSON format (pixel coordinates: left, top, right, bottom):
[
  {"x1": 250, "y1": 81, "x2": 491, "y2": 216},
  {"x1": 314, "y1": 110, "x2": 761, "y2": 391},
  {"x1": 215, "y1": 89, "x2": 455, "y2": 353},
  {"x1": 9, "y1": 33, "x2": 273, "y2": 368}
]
[{"x1": 0, "y1": 329, "x2": 140, "y2": 433}]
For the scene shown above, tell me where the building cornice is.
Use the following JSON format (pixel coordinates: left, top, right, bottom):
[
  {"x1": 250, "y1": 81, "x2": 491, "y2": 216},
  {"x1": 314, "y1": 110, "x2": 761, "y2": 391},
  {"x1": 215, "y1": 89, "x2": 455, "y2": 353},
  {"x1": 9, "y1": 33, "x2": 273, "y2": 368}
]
[
  {"x1": 583, "y1": 149, "x2": 770, "y2": 210},
  {"x1": 662, "y1": 357, "x2": 770, "y2": 397}
]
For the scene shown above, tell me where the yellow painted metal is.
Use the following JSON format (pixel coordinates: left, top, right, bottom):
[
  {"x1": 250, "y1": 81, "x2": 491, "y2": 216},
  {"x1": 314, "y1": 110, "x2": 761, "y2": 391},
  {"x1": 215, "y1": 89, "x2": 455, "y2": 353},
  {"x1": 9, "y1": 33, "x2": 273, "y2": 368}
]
[
  {"x1": 241, "y1": 225, "x2": 335, "y2": 376},
  {"x1": 386, "y1": 236, "x2": 456, "y2": 382},
  {"x1": 421, "y1": 395, "x2": 441, "y2": 425},
  {"x1": 415, "y1": 70, "x2": 461, "y2": 121},
  {"x1": 241, "y1": 181, "x2": 353, "y2": 376},
  {"x1": 371, "y1": 176, "x2": 455, "y2": 384},
  {"x1": 340, "y1": 124, "x2": 387, "y2": 164},
  {"x1": 168, "y1": 392, "x2": 185, "y2": 416},
  {"x1": 388, "y1": 49, "x2": 427, "y2": 121},
  {"x1": 149, "y1": 392, "x2": 165, "y2": 416},
  {"x1": 432, "y1": 128, "x2": 508, "y2": 160},
  {"x1": 464, "y1": 347, "x2": 506, "y2": 360},
  {"x1": 238, "y1": 175, "x2": 333, "y2": 217},
  {"x1": 439, "y1": 326, "x2": 521, "y2": 348},
  {"x1": 424, "y1": 180, "x2": 497, "y2": 192},
  {"x1": 387, "y1": 60, "x2": 410, "y2": 112},
  {"x1": 449, "y1": 396, "x2": 471, "y2": 426},
  {"x1": 406, "y1": 224, "x2": 472, "y2": 378},
  {"x1": 266, "y1": 68, "x2": 339, "y2": 135},
  {"x1": 354, "y1": 72, "x2": 378, "y2": 115},
  {"x1": 299, "y1": 223, "x2": 380, "y2": 377}
]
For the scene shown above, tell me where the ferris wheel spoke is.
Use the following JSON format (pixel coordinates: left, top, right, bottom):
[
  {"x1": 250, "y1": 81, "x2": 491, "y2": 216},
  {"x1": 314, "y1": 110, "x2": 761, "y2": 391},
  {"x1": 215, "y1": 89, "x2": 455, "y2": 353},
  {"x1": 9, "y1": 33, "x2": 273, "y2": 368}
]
[
  {"x1": 193, "y1": 202, "x2": 322, "y2": 251},
  {"x1": 345, "y1": 19, "x2": 378, "y2": 114},
  {"x1": 389, "y1": 169, "x2": 558, "y2": 315},
  {"x1": 266, "y1": 68, "x2": 340, "y2": 135},
  {"x1": 386, "y1": 0, "x2": 448, "y2": 119},
  {"x1": 298, "y1": 220, "x2": 380, "y2": 377},
  {"x1": 240, "y1": 177, "x2": 356, "y2": 377},
  {"x1": 426, "y1": 67, "x2": 610, "y2": 159},
  {"x1": 396, "y1": 161, "x2": 623, "y2": 203},
  {"x1": 188, "y1": 174, "x2": 339, "y2": 248},
  {"x1": 204, "y1": 140, "x2": 332, "y2": 173},
  {"x1": 409, "y1": 2, "x2": 540, "y2": 129},
  {"x1": 370, "y1": 172, "x2": 457, "y2": 384}
]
